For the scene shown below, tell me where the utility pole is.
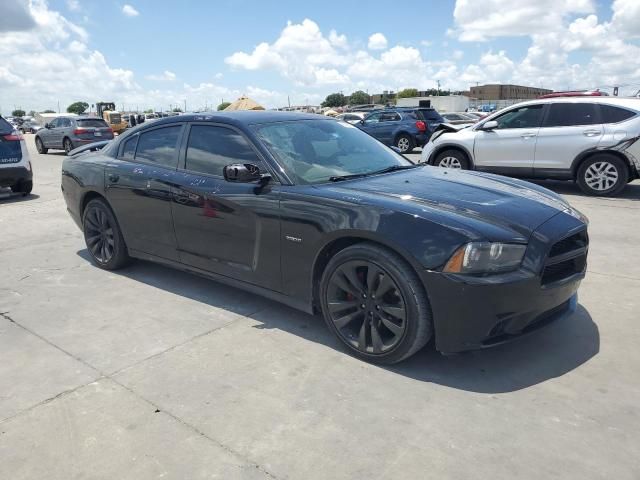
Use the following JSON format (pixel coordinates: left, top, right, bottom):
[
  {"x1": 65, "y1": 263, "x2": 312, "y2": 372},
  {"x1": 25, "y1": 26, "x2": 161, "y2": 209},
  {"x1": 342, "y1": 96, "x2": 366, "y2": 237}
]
[
  {"x1": 437, "y1": 80, "x2": 441, "y2": 96},
  {"x1": 57, "y1": 100, "x2": 60, "y2": 113},
  {"x1": 183, "y1": 99, "x2": 187, "y2": 113}
]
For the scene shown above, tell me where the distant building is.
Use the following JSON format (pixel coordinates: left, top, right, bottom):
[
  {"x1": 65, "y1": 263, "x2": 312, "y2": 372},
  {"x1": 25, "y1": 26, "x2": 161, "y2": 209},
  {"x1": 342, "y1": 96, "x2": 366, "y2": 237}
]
[
  {"x1": 469, "y1": 84, "x2": 553, "y2": 100},
  {"x1": 274, "y1": 105, "x2": 320, "y2": 113},
  {"x1": 396, "y1": 95, "x2": 469, "y2": 112}
]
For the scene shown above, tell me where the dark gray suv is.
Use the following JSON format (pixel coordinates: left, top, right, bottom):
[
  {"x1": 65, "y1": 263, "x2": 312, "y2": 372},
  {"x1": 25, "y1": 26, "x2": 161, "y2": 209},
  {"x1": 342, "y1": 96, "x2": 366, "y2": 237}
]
[{"x1": 35, "y1": 116, "x2": 114, "y2": 154}]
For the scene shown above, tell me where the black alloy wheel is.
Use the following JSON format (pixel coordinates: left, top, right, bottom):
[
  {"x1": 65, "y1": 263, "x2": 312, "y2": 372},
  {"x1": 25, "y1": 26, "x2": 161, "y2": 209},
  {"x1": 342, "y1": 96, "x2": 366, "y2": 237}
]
[
  {"x1": 320, "y1": 243, "x2": 432, "y2": 364},
  {"x1": 82, "y1": 198, "x2": 130, "y2": 270}
]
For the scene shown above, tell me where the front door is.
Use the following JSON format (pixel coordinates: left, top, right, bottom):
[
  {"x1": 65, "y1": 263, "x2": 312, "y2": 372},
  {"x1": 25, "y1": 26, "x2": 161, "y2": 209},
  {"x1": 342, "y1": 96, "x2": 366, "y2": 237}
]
[
  {"x1": 376, "y1": 111, "x2": 402, "y2": 144},
  {"x1": 171, "y1": 123, "x2": 281, "y2": 290},
  {"x1": 105, "y1": 123, "x2": 184, "y2": 260},
  {"x1": 358, "y1": 112, "x2": 384, "y2": 141},
  {"x1": 473, "y1": 104, "x2": 544, "y2": 175}
]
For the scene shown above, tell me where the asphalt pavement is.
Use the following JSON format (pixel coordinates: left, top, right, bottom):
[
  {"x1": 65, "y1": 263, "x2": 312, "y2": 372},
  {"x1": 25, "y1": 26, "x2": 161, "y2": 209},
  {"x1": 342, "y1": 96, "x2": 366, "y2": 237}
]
[{"x1": 1, "y1": 137, "x2": 639, "y2": 479}]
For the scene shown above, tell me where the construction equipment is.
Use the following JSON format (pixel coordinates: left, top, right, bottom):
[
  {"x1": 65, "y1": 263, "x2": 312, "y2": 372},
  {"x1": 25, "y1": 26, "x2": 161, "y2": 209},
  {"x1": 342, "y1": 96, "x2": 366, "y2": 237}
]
[{"x1": 95, "y1": 102, "x2": 127, "y2": 134}]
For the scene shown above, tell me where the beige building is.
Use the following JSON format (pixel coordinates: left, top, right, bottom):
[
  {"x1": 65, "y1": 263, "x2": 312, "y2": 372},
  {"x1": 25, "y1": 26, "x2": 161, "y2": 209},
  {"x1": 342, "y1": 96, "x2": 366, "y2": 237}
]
[{"x1": 469, "y1": 84, "x2": 553, "y2": 100}]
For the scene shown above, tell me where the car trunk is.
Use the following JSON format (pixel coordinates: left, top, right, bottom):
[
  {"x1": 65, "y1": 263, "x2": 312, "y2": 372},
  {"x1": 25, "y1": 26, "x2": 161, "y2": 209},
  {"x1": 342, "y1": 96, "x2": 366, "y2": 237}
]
[
  {"x1": 0, "y1": 117, "x2": 22, "y2": 164},
  {"x1": 75, "y1": 120, "x2": 114, "y2": 141}
]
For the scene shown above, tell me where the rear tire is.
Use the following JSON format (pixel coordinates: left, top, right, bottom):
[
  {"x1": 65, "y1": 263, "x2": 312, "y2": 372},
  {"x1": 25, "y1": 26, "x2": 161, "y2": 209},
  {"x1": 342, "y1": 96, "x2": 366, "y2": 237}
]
[
  {"x1": 434, "y1": 149, "x2": 469, "y2": 169},
  {"x1": 10, "y1": 180, "x2": 32, "y2": 196},
  {"x1": 576, "y1": 154, "x2": 628, "y2": 197},
  {"x1": 319, "y1": 242, "x2": 433, "y2": 364},
  {"x1": 395, "y1": 134, "x2": 414, "y2": 154},
  {"x1": 63, "y1": 138, "x2": 73, "y2": 154},
  {"x1": 35, "y1": 136, "x2": 47, "y2": 154},
  {"x1": 82, "y1": 198, "x2": 131, "y2": 270}
]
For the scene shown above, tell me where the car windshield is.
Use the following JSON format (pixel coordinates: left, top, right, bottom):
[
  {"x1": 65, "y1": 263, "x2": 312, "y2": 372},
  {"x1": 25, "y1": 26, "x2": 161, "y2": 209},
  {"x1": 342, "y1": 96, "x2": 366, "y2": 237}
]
[{"x1": 254, "y1": 119, "x2": 412, "y2": 185}]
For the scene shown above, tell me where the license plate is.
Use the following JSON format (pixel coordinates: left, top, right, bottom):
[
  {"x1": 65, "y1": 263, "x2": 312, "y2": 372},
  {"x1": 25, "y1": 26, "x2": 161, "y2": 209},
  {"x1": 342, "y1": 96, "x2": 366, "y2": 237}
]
[{"x1": 94, "y1": 132, "x2": 102, "y2": 137}]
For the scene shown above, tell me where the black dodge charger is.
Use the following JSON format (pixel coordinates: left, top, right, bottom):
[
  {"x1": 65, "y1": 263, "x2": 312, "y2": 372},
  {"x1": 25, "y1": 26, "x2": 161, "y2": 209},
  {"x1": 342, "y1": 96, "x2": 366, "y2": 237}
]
[{"x1": 61, "y1": 112, "x2": 589, "y2": 364}]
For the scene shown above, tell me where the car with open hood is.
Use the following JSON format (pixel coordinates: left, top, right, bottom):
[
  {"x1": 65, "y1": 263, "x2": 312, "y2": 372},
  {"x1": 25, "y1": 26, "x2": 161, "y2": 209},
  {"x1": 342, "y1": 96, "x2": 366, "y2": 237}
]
[{"x1": 61, "y1": 111, "x2": 588, "y2": 364}]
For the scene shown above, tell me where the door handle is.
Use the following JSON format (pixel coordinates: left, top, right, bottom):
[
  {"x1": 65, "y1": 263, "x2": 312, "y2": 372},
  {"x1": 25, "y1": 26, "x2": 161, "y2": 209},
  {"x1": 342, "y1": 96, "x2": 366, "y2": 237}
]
[
  {"x1": 583, "y1": 129, "x2": 600, "y2": 137},
  {"x1": 107, "y1": 173, "x2": 119, "y2": 183},
  {"x1": 520, "y1": 133, "x2": 536, "y2": 138}
]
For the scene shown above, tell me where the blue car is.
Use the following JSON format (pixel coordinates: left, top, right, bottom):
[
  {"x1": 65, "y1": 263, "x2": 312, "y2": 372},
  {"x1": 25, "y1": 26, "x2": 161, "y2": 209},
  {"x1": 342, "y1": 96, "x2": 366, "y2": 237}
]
[
  {"x1": 356, "y1": 107, "x2": 444, "y2": 153},
  {"x1": 0, "y1": 115, "x2": 32, "y2": 195}
]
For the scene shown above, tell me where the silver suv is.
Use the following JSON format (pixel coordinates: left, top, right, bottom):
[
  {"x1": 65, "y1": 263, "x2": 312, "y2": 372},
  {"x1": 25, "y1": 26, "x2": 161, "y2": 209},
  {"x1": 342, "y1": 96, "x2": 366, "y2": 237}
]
[
  {"x1": 35, "y1": 116, "x2": 114, "y2": 155},
  {"x1": 421, "y1": 97, "x2": 640, "y2": 196}
]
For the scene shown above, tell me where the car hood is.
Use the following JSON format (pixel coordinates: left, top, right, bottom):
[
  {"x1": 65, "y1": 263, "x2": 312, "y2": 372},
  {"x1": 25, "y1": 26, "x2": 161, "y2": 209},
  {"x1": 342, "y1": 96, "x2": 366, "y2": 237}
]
[{"x1": 324, "y1": 167, "x2": 571, "y2": 240}]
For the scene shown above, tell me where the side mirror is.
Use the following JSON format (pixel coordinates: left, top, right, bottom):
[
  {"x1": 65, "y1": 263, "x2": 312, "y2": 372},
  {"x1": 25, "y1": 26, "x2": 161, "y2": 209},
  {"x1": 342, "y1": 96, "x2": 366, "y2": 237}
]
[
  {"x1": 44, "y1": 123, "x2": 52, "y2": 129},
  {"x1": 223, "y1": 163, "x2": 267, "y2": 183},
  {"x1": 480, "y1": 120, "x2": 498, "y2": 131}
]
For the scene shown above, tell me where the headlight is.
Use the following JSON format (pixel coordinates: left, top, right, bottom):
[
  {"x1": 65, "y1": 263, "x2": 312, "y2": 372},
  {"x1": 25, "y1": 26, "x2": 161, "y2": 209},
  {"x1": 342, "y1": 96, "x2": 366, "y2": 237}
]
[{"x1": 443, "y1": 242, "x2": 526, "y2": 274}]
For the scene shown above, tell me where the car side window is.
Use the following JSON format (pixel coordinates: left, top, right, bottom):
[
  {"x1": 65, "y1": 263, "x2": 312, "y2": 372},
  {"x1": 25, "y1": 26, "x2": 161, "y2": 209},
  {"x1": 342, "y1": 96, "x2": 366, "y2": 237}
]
[
  {"x1": 380, "y1": 112, "x2": 401, "y2": 122},
  {"x1": 493, "y1": 105, "x2": 543, "y2": 129},
  {"x1": 119, "y1": 135, "x2": 138, "y2": 160},
  {"x1": 134, "y1": 125, "x2": 182, "y2": 168},
  {"x1": 185, "y1": 125, "x2": 262, "y2": 177},
  {"x1": 60, "y1": 118, "x2": 71, "y2": 128},
  {"x1": 544, "y1": 103, "x2": 599, "y2": 127},
  {"x1": 363, "y1": 113, "x2": 382, "y2": 124},
  {"x1": 599, "y1": 105, "x2": 636, "y2": 124}
]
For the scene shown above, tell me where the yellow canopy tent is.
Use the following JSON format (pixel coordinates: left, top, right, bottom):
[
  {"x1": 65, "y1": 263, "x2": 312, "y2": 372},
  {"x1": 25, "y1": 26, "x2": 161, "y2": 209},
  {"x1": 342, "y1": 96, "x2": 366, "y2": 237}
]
[{"x1": 223, "y1": 96, "x2": 265, "y2": 111}]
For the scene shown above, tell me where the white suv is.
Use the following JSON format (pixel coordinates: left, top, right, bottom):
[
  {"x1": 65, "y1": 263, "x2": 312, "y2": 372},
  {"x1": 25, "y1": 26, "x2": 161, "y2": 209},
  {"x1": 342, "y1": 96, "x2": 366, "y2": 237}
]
[{"x1": 421, "y1": 97, "x2": 640, "y2": 196}]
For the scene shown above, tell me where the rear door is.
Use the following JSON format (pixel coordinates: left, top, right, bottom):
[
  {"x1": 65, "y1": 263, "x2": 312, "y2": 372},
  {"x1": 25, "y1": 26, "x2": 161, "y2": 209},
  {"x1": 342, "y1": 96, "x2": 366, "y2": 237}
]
[
  {"x1": 171, "y1": 123, "x2": 281, "y2": 290},
  {"x1": 534, "y1": 102, "x2": 603, "y2": 173},
  {"x1": 105, "y1": 123, "x2": 184, "y2": 260},
  {"x1": 75, "y1": 118, "x2": 114, "y2": 142},
  {"x1": 473, "y1": 104, "x2": 544, "y2": 173},
  {"x1": 376, "y1": 112, "x2": 402, "y2": 144},
  {"x1": 52, "y1": 118, "x2": 71, "y2": 148}
]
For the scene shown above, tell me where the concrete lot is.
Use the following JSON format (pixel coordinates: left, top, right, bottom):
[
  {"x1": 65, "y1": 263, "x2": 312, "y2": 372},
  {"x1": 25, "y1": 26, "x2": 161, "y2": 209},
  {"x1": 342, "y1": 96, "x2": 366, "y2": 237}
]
[{"x1": 1, "y1": 137, "x2": 639, "y2": 479}]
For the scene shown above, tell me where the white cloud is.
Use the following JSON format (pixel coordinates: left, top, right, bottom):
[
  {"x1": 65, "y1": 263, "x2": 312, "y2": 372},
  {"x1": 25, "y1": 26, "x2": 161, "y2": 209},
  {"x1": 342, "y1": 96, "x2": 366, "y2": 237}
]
[
  {"x1": 0, "y1": 0, "x2": 36, "y2": 32},
  {"x1": 214, "y1": 72, "x2": 223, "y2": 79},
  {"x1": 329, "y1": 29, "x2": 348, "y2": 49},
  {"x1": 420, "y1": 40, "x2": 433, "y2": 48},
  {"x1": 145, "y1": 70, "x2": 176, "y2": 81},
  {"x1": 367, "y1": 32, "x2": 388, "y2": 50},
  {"x1": 122, "y1": 4, "x2": 139, "y2": 17},
  {"x1": 67, "y1": 0, "x2": 80, "y2": 12},
  {"x1": 452, "y1": 49, "x2": 464, "y2": 60}
]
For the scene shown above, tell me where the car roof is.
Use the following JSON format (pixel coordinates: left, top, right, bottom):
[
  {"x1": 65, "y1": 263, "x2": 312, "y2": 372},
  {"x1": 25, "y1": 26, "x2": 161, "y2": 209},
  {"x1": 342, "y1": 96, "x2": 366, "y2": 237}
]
[
  {"x1": 507, "y1": 96, "x2": 640, "y2": 110},
  {"x1": 136, "y1": 110, "x2": 329, "y2": 127}
]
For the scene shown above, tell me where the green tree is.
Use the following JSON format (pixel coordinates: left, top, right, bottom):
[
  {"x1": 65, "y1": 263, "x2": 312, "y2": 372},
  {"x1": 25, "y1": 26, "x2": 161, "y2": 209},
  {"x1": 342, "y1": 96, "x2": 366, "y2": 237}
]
[
  {"x1": 11, "y1": 109, "x2": 25, "y2": 117},
  {"x1": 28, "y1": 110, "x2": 37, "y2": 117},
  {"x1": 66, "y1": 101, "x2": 89, "y2": 115},
  {"x1": 172, "y1": 107, "x2": 183, "y2": 112},
  {"x1": 397, "y1": 88, "x2": 419, "y2": 98},
  {"x1": 42, "y1": 109, "x2": 55, "y2": 114},
  {"x1": 349, "y1": 90, "x2": 370, "y2": 105},
  {"x1": 321, "y1": 93, "x2": 346, "y2": 108},
  {"x1": 144, "y1": 108, "x2": 154, "y2": 113},
  {"x1": 217, "y1": 102, "x2": 231, "y2": 111}
]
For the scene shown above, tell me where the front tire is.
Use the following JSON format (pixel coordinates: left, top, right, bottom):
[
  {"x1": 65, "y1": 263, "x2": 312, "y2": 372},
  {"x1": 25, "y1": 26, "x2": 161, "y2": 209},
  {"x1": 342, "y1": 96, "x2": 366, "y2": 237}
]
[
  {"x1": 395, "y1": 134, "x2": 414, "y2": 154},
  {"x1": 35, "y1": 136, "x2": 48, "y2": 154},
  {"x1": 320, "y1": 243, "x2": 433, "y2": 364},
  {"x1": 434, "y1": 149, "x2": 469, "y2": 169},
  {"x1": 577, "y1": 154, "x2": 628, "y2": 197},
  {"x1": 82, "y1": 198, "x2": 131, "y2": 270},
  {"x1": 10, "y1": 180, "x2": 32, "y2": 196}
]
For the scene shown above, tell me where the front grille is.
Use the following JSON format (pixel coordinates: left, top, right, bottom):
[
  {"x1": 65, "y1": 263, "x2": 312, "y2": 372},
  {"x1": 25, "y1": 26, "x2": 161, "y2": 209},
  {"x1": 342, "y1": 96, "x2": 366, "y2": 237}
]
[
  {"x1": 549, "y1": 230, "x2": 588, "y2": 257},
  {"x1": 541, "y1": 230, "x2": 588, "y2": 285},
  {"x1": 110, "y1": 113, "x2": 121, "y2": 124}
]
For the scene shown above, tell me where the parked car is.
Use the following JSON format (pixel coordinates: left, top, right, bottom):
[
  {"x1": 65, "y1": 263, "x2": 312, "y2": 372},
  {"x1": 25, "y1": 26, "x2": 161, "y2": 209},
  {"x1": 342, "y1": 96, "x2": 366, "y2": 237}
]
[
  {"x1": 19, "y1": 121, "x2": 43, "y2": 134},
  {"x1": 62, "y1": 111, "x2": 588, "y2": 364},
  {"x1": 0, "y1": 115, "x2": 32, "y2": 195},
  {"x1": 463, "y1": 111, "x2": 488, "y2": 121},
  {"x1": 35, "y1": 116, "x2": 114, "y2": 154},
  {"x1": 336, "y1": 112, "x2": 367, "y2": 124},
  {"x1": 357, "y1": 107, "x2": 445, "y2": 153},
  {"x1": 441, "y1": 113, "x2": 475, "y2": 125},
  {"x1": 421, "y1": 97, "x2": 640, "y2": 196}
]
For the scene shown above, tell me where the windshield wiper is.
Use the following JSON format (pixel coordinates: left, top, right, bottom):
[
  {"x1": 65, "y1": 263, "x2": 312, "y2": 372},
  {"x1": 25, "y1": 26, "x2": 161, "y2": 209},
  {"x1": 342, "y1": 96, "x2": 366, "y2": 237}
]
[{"x1": 329, "y1": 164, "x2": 422, "y2": 182}]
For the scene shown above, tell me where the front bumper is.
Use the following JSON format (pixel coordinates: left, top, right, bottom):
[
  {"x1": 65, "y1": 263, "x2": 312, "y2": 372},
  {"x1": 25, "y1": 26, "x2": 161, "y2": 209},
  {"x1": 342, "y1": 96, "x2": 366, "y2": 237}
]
[
  {"x1": 422, "y1": 211, "x2": 587, "y2": 354},
  {"x1": 0, "y1": 165, "x2": 32, "y2": 188}
]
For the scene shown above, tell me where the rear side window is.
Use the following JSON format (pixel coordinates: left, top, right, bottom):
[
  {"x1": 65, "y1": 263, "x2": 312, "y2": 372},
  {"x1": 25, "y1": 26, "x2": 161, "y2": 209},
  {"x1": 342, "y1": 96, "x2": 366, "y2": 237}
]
[
  {"x1": 119, "y1": 135, "x2": 138, "y2": 160},
  {"x1": 599, "y1": 105, "x2": 636, "y2": 124},
  {"x1": 59, "y1": 118, "x2": 72, "y2": 128},
  {"x1": 544, "y1": 103, "x2": 599, "y2": 127},
  {"x1": 77, "y1": 119, "x2": 109, "y2": 128},
  {"x1": 418, "y1": 110, "x2": 444, "y2": 122},
  {"x1": 135, "y1": 125, "x2": 182, "y2": 168},
  {"x1": 185, "y1": 125, "x2": 261, "y2": 177},
  {"x1": 380, "y1": 112, "x2": 401, "y2": 122}
]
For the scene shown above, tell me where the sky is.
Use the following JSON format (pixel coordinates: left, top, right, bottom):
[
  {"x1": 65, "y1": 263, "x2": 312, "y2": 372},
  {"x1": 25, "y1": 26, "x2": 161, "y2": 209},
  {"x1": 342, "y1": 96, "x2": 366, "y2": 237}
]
[{"x1": 1, "y1": 0, "x2": 640, "y2": 114}]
